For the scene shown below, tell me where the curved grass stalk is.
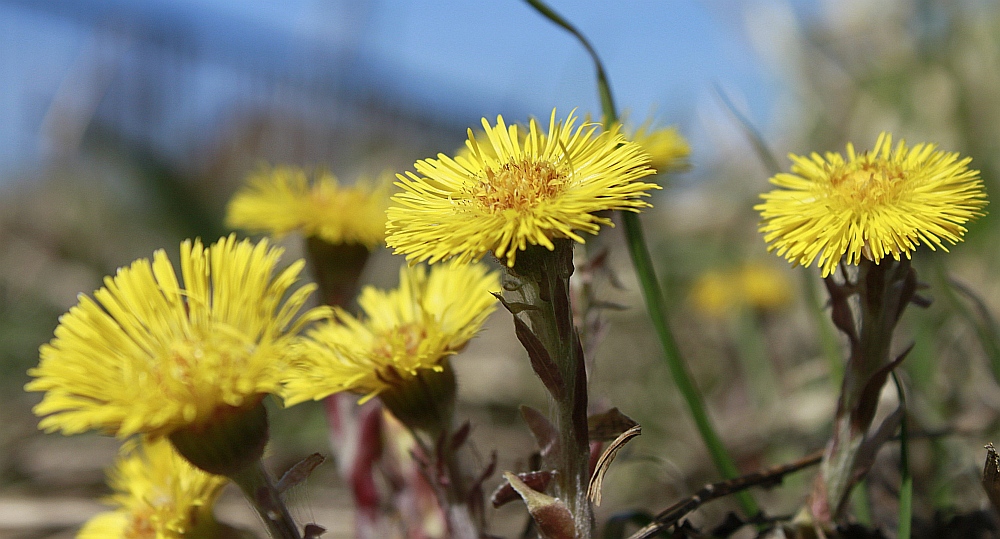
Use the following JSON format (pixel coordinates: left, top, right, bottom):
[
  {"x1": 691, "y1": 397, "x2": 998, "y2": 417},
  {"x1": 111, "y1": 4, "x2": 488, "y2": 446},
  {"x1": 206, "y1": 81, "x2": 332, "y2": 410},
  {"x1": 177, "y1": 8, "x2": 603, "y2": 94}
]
[{"x1": 523, "y1": 0, "x2": 759, "y2": 517}]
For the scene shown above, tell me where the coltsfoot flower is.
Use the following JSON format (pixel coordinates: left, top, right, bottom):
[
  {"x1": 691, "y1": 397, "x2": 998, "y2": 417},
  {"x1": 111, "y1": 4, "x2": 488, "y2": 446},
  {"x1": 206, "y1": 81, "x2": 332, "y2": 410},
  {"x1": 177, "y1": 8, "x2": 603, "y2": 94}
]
[
  {"x1": 689, "y1": 263, "x2": 793, "y2": 318},
  {"x1": 626, "y1": 119, "x2": 690, "y2": 174},
  {"x1": 282, "y1": 261, "x2": 499, "y2": 406},
  {"x1": 757, "y1": 132, "x2": 987, "y2": 277},
  {"x1": 27, "y1": 235, "x2": 328, "y2": 439},
  {"x1": 738, "y1": 263, "x2": 793, "y2": 311},
  {"x1": 386, "y1": 109, "x2": 658, "y2": 267},
  {"x1": 77, "y1": 438, "x2": 229, "y2": 539},
  {"x1": 226, "y1": 166, "x2": 391, "y2": 248}
]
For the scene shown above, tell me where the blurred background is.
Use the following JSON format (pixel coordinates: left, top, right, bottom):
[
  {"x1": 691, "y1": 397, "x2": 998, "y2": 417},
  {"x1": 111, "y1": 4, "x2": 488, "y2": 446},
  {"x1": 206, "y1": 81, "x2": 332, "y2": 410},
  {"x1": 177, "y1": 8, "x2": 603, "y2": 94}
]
[{"x1": 2, "y1": 0, "x2": 1000, "y2": 537}]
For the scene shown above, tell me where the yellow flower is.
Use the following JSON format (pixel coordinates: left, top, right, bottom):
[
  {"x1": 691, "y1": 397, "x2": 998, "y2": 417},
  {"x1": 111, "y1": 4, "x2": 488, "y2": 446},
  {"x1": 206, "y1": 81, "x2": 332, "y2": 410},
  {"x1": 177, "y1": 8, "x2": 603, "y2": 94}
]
[
  {"x1": 688, "y1": 263, "x2": 792, "y2": 318},
  {"x1": 688, "y1": 270, "x2": 733, "y2": 318},
  {"x1": 627, "y1": 120, "x2": 690, "y2": 174},
  {"x1": 386, "y1": 109, "x2": 658, "y2": 267},
  {"x1": 453, "y1": 127, "x2": 515, "y2": 163},
  {"x1": 77, "y1": 438, "x2": 228, "y2": 539},
  {"x1": 282, "y1": 261, "x2": 499, "y2": 405},
  {"x1": 756, "y1": 133, "x2": 987, "y2": 277},
  {"x1": 737, "y1": 263, "x2": 793, "y2": 311},
  {"x1": 27, "y1": 235, "x2": 328, "y2": 439},
  {"x1": 226, "y1": 166, "x2": 391, "y2": 248}
]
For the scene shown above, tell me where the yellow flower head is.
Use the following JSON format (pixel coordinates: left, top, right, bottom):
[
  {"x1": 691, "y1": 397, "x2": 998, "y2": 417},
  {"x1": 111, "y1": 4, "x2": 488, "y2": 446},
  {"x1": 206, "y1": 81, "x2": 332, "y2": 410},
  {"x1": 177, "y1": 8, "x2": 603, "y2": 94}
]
[
  {"x1": 453, "y1": 126, "x2": 515, "y2": 163},
  {"x1": 282, "y1": 261, "x2": 499, "y2": 405},
  {"x1": 688, "y1": 263, "x2": 792, "y2": 319},
  {"x1": 756, "y1": 133, "x2": 987, "y2": 277},
  {"x1": 627, "y1": 120, "x2": 690, "y2": 174},
  {"x1": 226, "y1": 166, "x2": 391, "y2": 248},
  {"x1": 737, "y1": 263, "x2": 793, "y2": 311},
  {"x1": 27, "y1": 235, "x2": 328, "y2": 438},
  {"x1": 386, "y1": 109, "x2": 658, "y2": 267},
  {"x1": 688, "y1": 270, "x2": 732, "y2": 319},
  {"x1": 78, "y1": 438, "x2": 228, "y2": 539}
]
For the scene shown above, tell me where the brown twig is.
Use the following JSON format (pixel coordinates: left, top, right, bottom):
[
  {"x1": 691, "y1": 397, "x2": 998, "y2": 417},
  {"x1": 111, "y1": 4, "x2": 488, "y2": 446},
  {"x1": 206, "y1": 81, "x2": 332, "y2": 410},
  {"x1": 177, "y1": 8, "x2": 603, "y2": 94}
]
[{"x1": 627, "y1": 450, "x2": 824, "y2": 539}]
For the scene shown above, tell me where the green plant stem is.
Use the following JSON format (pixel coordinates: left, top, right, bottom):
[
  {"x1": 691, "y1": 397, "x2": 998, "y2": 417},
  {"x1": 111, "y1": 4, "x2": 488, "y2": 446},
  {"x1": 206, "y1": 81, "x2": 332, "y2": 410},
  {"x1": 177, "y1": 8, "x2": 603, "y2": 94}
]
[
  {"x1": 231, "y1": 460, "x2": 302, "y2": 539},
  {"x1": 520, "y1": 0, "x2": 758, "y2": 518},
  {"x1": 504, "y1": 240, "x2": 593, "y2": 537},
  {"x1": 621, "y1": 213, "x2": 758, "y2": 517},
  {"x1": 893, "y1": 372, "x2": 912, "y2": 539},
  {"x1": 406, "y1": 423, "x2": 479, "y2": 539},
  {"x1": 813, "y1": 257, "x2": 914, "y2": 522}
]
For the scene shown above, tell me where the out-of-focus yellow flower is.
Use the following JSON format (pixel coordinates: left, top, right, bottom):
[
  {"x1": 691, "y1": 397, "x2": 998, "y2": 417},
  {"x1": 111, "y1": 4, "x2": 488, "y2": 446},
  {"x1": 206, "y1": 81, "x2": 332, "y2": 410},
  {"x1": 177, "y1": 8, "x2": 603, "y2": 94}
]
[
  {"x1": 627, "y1": 120, "x2": 690, "y2": 174},
  {"x1": 77, "y1": 438, "x2": 228, "y2": 539},
  {"x1": 226, "y1": 166, "x2": 391, "y2": 248},
  {"x1": 386, "y1": 109, "x2": 657, "y2": 267},
  {"x1": 738, "y1": 263, "x2": 793, "y2": 311},
  {"x1": 464, "y1": 117, "x2": 690, "y2": 175},
  {"x1": 27, "y1": 235, "x2": 328, "y2": 439},
  {"x1": 689, "y1": 263, "x2": 793, "y2": 318},
  {"x1": 689, "y1": 271, "x2": 732, "y2": 319},
  {"x1": 282, "y1": 261, "x2": 499, "y2": 406},
  {"x1": 757, "y1": 133, "x2": 987, "y2": 277}
]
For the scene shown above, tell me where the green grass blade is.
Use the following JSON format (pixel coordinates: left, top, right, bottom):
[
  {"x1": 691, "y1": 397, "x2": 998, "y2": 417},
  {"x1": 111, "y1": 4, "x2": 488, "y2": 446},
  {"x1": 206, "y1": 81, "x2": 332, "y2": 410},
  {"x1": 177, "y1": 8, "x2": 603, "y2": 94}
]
[{"x1": 522, "y1": 0, "x2": 759, "y2": 517}]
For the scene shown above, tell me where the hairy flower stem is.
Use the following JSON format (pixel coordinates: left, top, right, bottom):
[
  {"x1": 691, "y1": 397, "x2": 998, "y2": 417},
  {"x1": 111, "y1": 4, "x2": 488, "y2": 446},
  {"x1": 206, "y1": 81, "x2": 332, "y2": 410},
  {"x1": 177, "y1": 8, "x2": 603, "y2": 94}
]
[
  {"x1": 503, "y1": 239, "x2": 592, "y2": 537},
  {"x1": 232, "y1": 460, "x2": 303, "y2": 539},
  {"x1": 406, "y1": 425, "x2": 479, "y2": 539},
  {"x1": 382, "y1": 364, "x2": 480, "y2": 539},
  {"x1": 429, "y1": 428, "x2": 480, "y2": 539},
  {"x1": 169, "y1": 401, "x2": 303, "y2": 538},
  {"x1": 811, "y1": 257, "x2": 916, "y2": 522},
  {"x1": 304, "y1": 237, "x2": 384, "y2": 534},
  {"x1": 518, "y1": 0, "x2": 759, "y2": 517},
  {"x1": 439, "y1": 448, "x2": 478, "y2": 539}
]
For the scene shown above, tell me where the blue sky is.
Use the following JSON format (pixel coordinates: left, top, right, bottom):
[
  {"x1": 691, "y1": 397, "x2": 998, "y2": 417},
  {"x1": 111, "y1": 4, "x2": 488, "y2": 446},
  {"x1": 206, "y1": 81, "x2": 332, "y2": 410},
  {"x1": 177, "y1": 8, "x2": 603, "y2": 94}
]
[
  {"x1": 356, "y1": 1, "x2": 779, "y2": 121},
  {"x1": 0, "y1": 0, "x2": 810, "y2": 177}
]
